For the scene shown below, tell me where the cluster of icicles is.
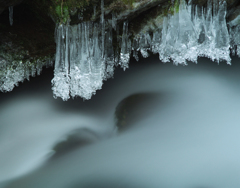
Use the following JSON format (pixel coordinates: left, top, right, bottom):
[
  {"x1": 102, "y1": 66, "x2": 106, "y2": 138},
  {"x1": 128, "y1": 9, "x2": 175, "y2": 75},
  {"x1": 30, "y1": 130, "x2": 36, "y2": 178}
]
[
  {"x1": 51, "y1": 0, "x2": 240, "y2": 101},
  {"x1": 52, "y1": 0, "x2": 131, "y2": 100},
  {"x1": 0, "y1": 59, "x2": 52, "y2": 92}
]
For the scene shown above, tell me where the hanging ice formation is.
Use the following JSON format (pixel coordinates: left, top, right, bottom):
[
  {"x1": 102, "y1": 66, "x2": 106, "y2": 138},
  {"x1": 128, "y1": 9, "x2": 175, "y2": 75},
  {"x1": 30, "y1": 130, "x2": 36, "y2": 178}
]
[
  {"x1": 52, "y1": 0, "x2": 131, "y2": 101},
  {"x1": 0, "y1": 57, "x2": 53, "y2": 92},
  {"x1": 52, "y1": 0, "x2": 240, "y2": 101},
  {"x1": 229, "y1": 18, "x2": 240, "y2": 57},
  {"x1": 133, "y1": 0, "x2": 230, "y2": 65},
  {"x1": 9, "y1": 6, "x2": 13, "y2": 26}
]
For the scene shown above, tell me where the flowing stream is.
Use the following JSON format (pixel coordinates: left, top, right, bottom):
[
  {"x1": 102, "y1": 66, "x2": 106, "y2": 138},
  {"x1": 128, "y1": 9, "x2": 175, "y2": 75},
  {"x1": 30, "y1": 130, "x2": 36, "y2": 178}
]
[{"x1": 1, "y1": 56, "x2": 240, "y2": 188}]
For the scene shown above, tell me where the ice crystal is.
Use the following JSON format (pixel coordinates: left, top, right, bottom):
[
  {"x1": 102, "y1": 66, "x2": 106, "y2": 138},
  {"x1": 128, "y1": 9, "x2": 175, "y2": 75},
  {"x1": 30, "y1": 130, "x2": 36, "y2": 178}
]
[
  {"x1": 0, "y1": 57, "x2": 52, "y2": 93},
  {"x1": 120, "y1": 21, "x2": 131, "y2": 71}
]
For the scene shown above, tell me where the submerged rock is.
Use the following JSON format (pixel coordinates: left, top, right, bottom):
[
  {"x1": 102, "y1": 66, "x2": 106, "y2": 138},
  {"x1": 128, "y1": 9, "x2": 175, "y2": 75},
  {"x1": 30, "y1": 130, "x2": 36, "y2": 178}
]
[
  {"x1": 115, "y1": 93, "x2": 161, "y2": 132},
  {"x1": 50, "y1": 128, "x2": 99, "y2": 159}
]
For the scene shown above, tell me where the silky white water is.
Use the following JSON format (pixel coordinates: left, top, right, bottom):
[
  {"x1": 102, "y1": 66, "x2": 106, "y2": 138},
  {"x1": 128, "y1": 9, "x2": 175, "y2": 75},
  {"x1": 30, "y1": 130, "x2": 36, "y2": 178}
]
[{"x1": 1, "y1": 56, "x2": 240, "y2": 188}]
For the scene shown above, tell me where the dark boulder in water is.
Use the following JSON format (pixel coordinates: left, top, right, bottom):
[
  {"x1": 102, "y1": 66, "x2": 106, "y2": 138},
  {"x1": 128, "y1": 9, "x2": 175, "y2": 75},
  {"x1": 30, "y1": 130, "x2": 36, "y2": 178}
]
[
  {"x1": 51, "y1": 127, "x2": 99, "y2": 159},
  {"x1": 115, "y1": 92, "x2": 162, "y2": 132}
]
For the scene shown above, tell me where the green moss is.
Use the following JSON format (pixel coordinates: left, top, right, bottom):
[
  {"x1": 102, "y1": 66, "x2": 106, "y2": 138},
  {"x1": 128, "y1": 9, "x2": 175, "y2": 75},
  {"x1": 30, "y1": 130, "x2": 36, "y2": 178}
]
[
  {"x1": 53, "y1": 1, "x2": 70, "y2": 24},
  {"x1": 174, "y1": 0, "x2": 180, "y2": 13},
  {"x1": 55, "y1": 5, "x2": 62, "y2": 18},
  {"x1": 121, "y1": 0, "x2": 134, "y2": 6},
  {"x1": 62, "y1": 5, "x2": 70, "y2": 23},
  {"x1": 26, "y1": 0, "x2": 93, "y2": 24},
  {"x1": 168, "y1": 0, "x2": 180, "y2": 15}
]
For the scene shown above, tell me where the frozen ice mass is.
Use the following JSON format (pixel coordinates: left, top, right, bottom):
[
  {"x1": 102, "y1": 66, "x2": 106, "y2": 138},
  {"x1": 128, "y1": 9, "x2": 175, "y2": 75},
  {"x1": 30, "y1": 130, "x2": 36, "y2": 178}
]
[
  {"x1": 51, "y1": 0, "x2": 240, "y2": 101},
  {"x1": 1, "y1": 0, "x2": 240, "y2": 100}
]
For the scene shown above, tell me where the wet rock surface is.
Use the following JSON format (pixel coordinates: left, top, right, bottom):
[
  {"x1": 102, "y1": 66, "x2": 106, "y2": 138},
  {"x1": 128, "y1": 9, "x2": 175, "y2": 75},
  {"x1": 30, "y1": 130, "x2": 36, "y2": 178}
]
[
  {"x1": 0, "y1": 3, "x2": 55, "y2": 59},
  {"x1": 115, "y1": 93, "x2": 161, "y2": 132},
  {"x1": 0, "y1": 0, "x2": 23, "y2": 14}
]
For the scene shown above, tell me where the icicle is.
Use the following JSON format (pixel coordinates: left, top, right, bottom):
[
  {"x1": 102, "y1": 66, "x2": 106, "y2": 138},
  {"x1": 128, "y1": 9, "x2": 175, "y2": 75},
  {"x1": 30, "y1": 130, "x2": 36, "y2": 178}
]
[
  {"x1": 104, "y1": 26, "x2": 115, "y2": 79},
  {"x1": 212, "y1": 0, "x2": 218, "y2": 18},
  {"x1": 112, "y1": 13, "x2": 117, "y2": 31},
  {"x1": 51, "y1": 24, "x2": 70, "y2": 101},
  {"x1": 93, "y1": 5, "x2": 97, "y2": 19},
  {"x1": 187, "y1": 0, "x2": 192, "y2": 15},
  {"x1": 120, "y1": 21, "x2": 131, "y2": 71},
  {"x1": 139, "y1": 33, "x2": 152, "y2": 58},
  {"x1": 158, "y1": 13, "x2": 179, "y2": 63},
  {"x1": 213, "y1": 1, "x2": 230, "y2": 64},
  {"x1": 79, "y1": 22, "x2": 92, "y2": 100},
  {"x1": 193, "y1": 6, "x2": 205, "y2": 45},
  {"x1": 91, "y1": 23, "x2": 104, "y2": 91},
  {"x1": 65, "y1": 24, "x2": 69, "y2": 74},
  {"x1": 175, "y1": 0, "x2": 198, "y2": 64},
  {"x1": 157, "y1": 17, "x2": 169, "y2": 63},
  {"x1": 151, "y1": 29, "x2": 161, "y2": 55},
  {"x1": 9, "y1": 6, "x2": 13, "y2": 26},
  {"x1": 70, "y1": 23, "x2": 82, "y2": 98},
  {"x1": 69, "y1": 25, "x2": 79, "y2": 98},
  {"x1": 132, "y1": 38, "x2": 140, "y2": 61},
  {"x1": 101, "y1": 0, "x2": 105, "y2": 58},
  {"x1": 114, "y1": 24, "x2": 120, "y2": 65},
  {"x1": 36, "y1": 60, "x2": 42, "y2": 76},
  {"x1": 53, "y1": 25, "x2": 62, "y2": 75},
  {"x1": 229, "y1": 25, "x2": 240, "y2": 57},
  {"x1": 54, "y1": 24, "x2": 58, "y2": 43}
]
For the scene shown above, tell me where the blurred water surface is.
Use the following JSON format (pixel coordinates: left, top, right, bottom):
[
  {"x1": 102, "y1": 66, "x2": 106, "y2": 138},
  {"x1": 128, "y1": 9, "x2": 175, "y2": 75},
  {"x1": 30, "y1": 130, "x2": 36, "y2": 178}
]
[{"x1": 1, "y1": 56, "x2": 240, "y2": 188}]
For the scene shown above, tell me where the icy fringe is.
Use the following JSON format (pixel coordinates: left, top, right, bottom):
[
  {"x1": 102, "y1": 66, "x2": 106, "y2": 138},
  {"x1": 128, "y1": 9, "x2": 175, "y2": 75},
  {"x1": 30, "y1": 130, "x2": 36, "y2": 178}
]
[
  {"x1": 52, "y1": 21, "x2": 119, "y2": 101},
  {"x1": 52, "y1": 0, "x2": 126, "y2": 101},
  {"x1": 52, "y1": 0, "x2": 239, "y2": 101},
  {"x1": 134, "y1": 0, "x2": 230, "y2": 65},
  {"x1": 0, "y1": 59, "x2": 53, "y2": 92},
  {"x1": 230, "y1": 25, "x2": 240, "y2": 57}
]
